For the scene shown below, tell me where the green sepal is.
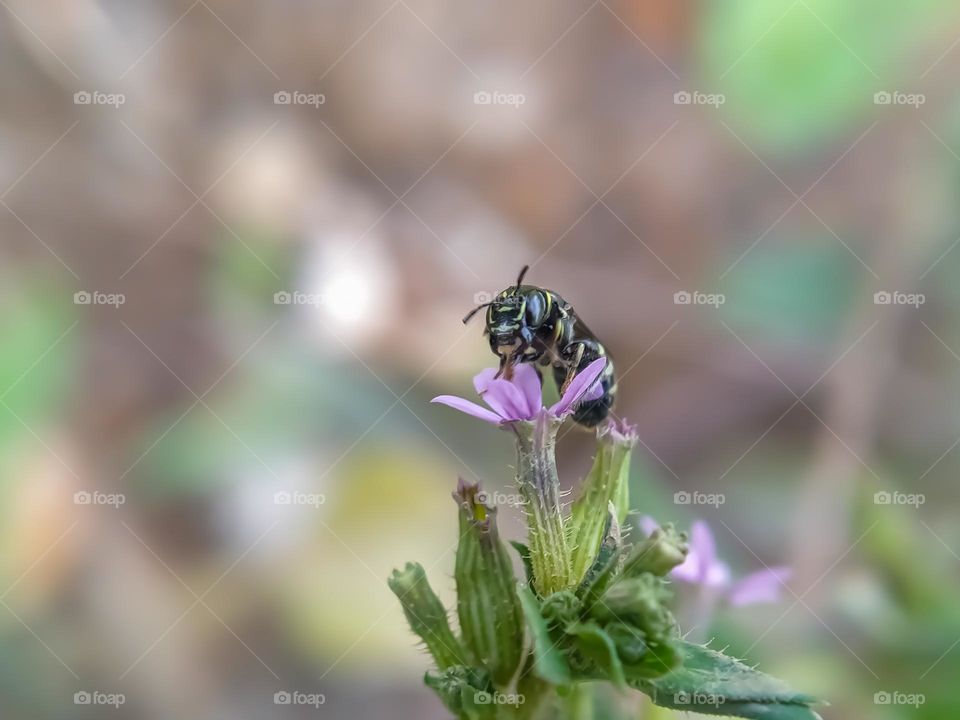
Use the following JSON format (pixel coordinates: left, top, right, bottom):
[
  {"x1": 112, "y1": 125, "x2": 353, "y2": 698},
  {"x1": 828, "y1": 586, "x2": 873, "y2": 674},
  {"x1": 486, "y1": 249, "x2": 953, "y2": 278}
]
[
  {"x1": 513, "y1": 414, "x2": 572, "y2": 596},
  {"x1": 517, "y1": 584, "x2": 571, "y2": 685},
  {"x1": 634, "y1": 641, "x2": 822, "y2": 720}
]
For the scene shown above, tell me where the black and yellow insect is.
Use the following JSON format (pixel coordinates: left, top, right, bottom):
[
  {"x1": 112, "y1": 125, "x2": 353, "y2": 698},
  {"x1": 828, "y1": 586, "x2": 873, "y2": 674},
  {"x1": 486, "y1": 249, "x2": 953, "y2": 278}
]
[{"x1": 463, "y1": 266, "x2": 616, "y2": 428}]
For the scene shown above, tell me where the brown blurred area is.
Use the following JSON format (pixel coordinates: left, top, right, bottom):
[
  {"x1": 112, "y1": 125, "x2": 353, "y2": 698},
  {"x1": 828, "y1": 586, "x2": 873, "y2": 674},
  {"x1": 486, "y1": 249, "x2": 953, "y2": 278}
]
[{"x1": 2, "y1": 1, "x2": 960, "y2": 718}]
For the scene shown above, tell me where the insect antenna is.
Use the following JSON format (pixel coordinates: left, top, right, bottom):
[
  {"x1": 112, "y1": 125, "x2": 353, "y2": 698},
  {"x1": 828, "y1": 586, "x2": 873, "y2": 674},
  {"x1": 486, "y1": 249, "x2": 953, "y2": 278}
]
[
  {"x1": 515, "y1": 265, "x2": 530, "y2": 288},
  {"x1": 462, "y1": 302, "x2": 492, "y2": 324}
]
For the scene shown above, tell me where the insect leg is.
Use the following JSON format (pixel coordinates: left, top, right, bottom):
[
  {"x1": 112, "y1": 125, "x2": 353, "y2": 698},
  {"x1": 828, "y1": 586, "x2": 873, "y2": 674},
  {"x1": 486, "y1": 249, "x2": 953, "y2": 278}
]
[{"x1": 559, "y1": 342, "x2": 585, "y2": 394}]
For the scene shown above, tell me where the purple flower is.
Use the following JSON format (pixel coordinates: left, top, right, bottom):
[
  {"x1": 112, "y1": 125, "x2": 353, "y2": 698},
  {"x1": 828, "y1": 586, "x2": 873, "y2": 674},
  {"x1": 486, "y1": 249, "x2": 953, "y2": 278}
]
[
  {"x1": 432, "y1": 358, "x2": 607, "y2": 425},
  {"x1": 640, "y1": 517, "x2": 791, "y2": 607}
]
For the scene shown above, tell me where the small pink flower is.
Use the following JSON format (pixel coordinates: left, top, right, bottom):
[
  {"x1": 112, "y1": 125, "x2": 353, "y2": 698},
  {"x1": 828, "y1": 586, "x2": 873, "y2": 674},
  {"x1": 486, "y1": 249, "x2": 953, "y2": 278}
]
[{"x1": 432, "y1": 358, "x2": 607, "y2": 425}]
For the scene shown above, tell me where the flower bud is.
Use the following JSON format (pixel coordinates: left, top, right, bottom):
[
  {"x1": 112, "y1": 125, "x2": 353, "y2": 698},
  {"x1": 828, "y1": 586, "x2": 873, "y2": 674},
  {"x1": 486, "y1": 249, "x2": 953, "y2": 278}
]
[
  {"x1": 453, "y1": 480, "x2": 525, "y2": 686},
  {"x1": 622, "y1": 524, "x2": 689, "y2": 578},
  {"x1": 569, "y1": 420, "x2": 637, "y2": 584},
  {"x1": 388, "y1": 562, "x2": 468, "y2": 670}
]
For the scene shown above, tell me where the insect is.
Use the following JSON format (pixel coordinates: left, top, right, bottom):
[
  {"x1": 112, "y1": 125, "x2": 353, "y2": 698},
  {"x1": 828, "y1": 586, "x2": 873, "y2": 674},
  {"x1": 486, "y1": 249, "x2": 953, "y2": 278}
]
[{"x1": 462, "y1": 266, "x2": 616, "y2": 428}]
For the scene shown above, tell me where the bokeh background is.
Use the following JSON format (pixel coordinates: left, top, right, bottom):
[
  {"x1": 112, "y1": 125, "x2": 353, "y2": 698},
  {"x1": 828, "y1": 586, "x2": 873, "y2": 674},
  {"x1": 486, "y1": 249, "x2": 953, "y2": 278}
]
[{"x1": 1, "y1": 0, "x2": 959, "y2": 718}]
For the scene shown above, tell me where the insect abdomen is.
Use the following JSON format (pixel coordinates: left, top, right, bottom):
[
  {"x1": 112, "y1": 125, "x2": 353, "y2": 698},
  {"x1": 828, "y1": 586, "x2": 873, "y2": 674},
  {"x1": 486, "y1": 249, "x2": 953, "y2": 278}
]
[{"x1": 552, "y1": 339, "x2": 616, "y2": 427}]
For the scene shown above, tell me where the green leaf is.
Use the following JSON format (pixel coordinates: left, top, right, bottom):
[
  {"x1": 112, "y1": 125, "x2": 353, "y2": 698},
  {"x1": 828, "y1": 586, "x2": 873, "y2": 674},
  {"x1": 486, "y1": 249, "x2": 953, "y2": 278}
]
[
  {"x1": 567, "y1": 621, "x2": 626, "y2": 689},
  {"x1": 424, "y1": 665, "x2": 493, "y2": 719},
  {"x1": 517, "y1": 584, "x2": 571, "y2": 685},
  {"x1": 510, "y1": 540, "x2": 536, "y2": 590},
  {"x1": 576, "y1": 507, "x2": 626, "y2": 610},
  {"x1": 635, "y1": 641, "x2": 821, "y2": 720}
]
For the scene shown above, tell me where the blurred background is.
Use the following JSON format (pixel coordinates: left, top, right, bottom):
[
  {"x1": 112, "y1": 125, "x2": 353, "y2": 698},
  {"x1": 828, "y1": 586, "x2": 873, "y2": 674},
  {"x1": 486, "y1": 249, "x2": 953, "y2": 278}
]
[{"x1": 0, "y1": 0, "x2": 958, "y2": 718}]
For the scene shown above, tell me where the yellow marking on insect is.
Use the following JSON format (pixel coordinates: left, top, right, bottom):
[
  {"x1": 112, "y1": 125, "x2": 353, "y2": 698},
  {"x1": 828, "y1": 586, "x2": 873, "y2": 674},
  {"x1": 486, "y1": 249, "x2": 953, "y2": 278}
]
[{"x1": 544, "y1": 292, "x2": 552, "y2": 316}]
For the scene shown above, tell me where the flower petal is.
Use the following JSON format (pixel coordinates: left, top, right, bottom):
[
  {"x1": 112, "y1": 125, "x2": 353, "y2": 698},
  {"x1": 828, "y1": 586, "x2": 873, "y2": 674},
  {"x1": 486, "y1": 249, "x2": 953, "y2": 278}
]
[
  {"x1": 689, "y1": 520, "x2": 717, "y2": 584},
  {"x1": 728, "y1": 567, "x2": 791, "y2": 607},
  {"x1": 485, "y1": 378, "x2": 533, "y2": 420},
  {"x1": 549, "y1": 357, "x2": 607, "y2": 417},
  {"x1": 431, "y1": 395, "x2": 503, "y2": 424},
  {"x1": 472, "y1": 368, "x2": 512, "y2": 418},
  {"x1": 639, "y1": 515, "x2": 660, "y2": 536},
  {"x1": 511, "y1": 364, "x2": 543, "y2": 416}
]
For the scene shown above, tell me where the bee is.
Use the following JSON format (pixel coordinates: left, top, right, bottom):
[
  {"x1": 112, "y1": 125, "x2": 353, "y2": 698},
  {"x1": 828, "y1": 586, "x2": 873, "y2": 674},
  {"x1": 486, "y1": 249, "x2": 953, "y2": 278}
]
[{"x1": 463, "y1": 266, "x2": 616, "y2": 428}]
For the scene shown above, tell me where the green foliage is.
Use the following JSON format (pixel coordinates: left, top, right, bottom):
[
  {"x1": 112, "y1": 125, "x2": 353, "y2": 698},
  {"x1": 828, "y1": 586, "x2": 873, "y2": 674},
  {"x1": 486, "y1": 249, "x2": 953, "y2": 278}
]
[
  {"x1": 702, "y1": 0, "x2": 949, "y2": 150},
  {"x1": 390, "y1": 421, "x2": 820, "y2": 719},
  {"x1": 636, "y1": 641, "x2": 821, "y2": 720}
]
